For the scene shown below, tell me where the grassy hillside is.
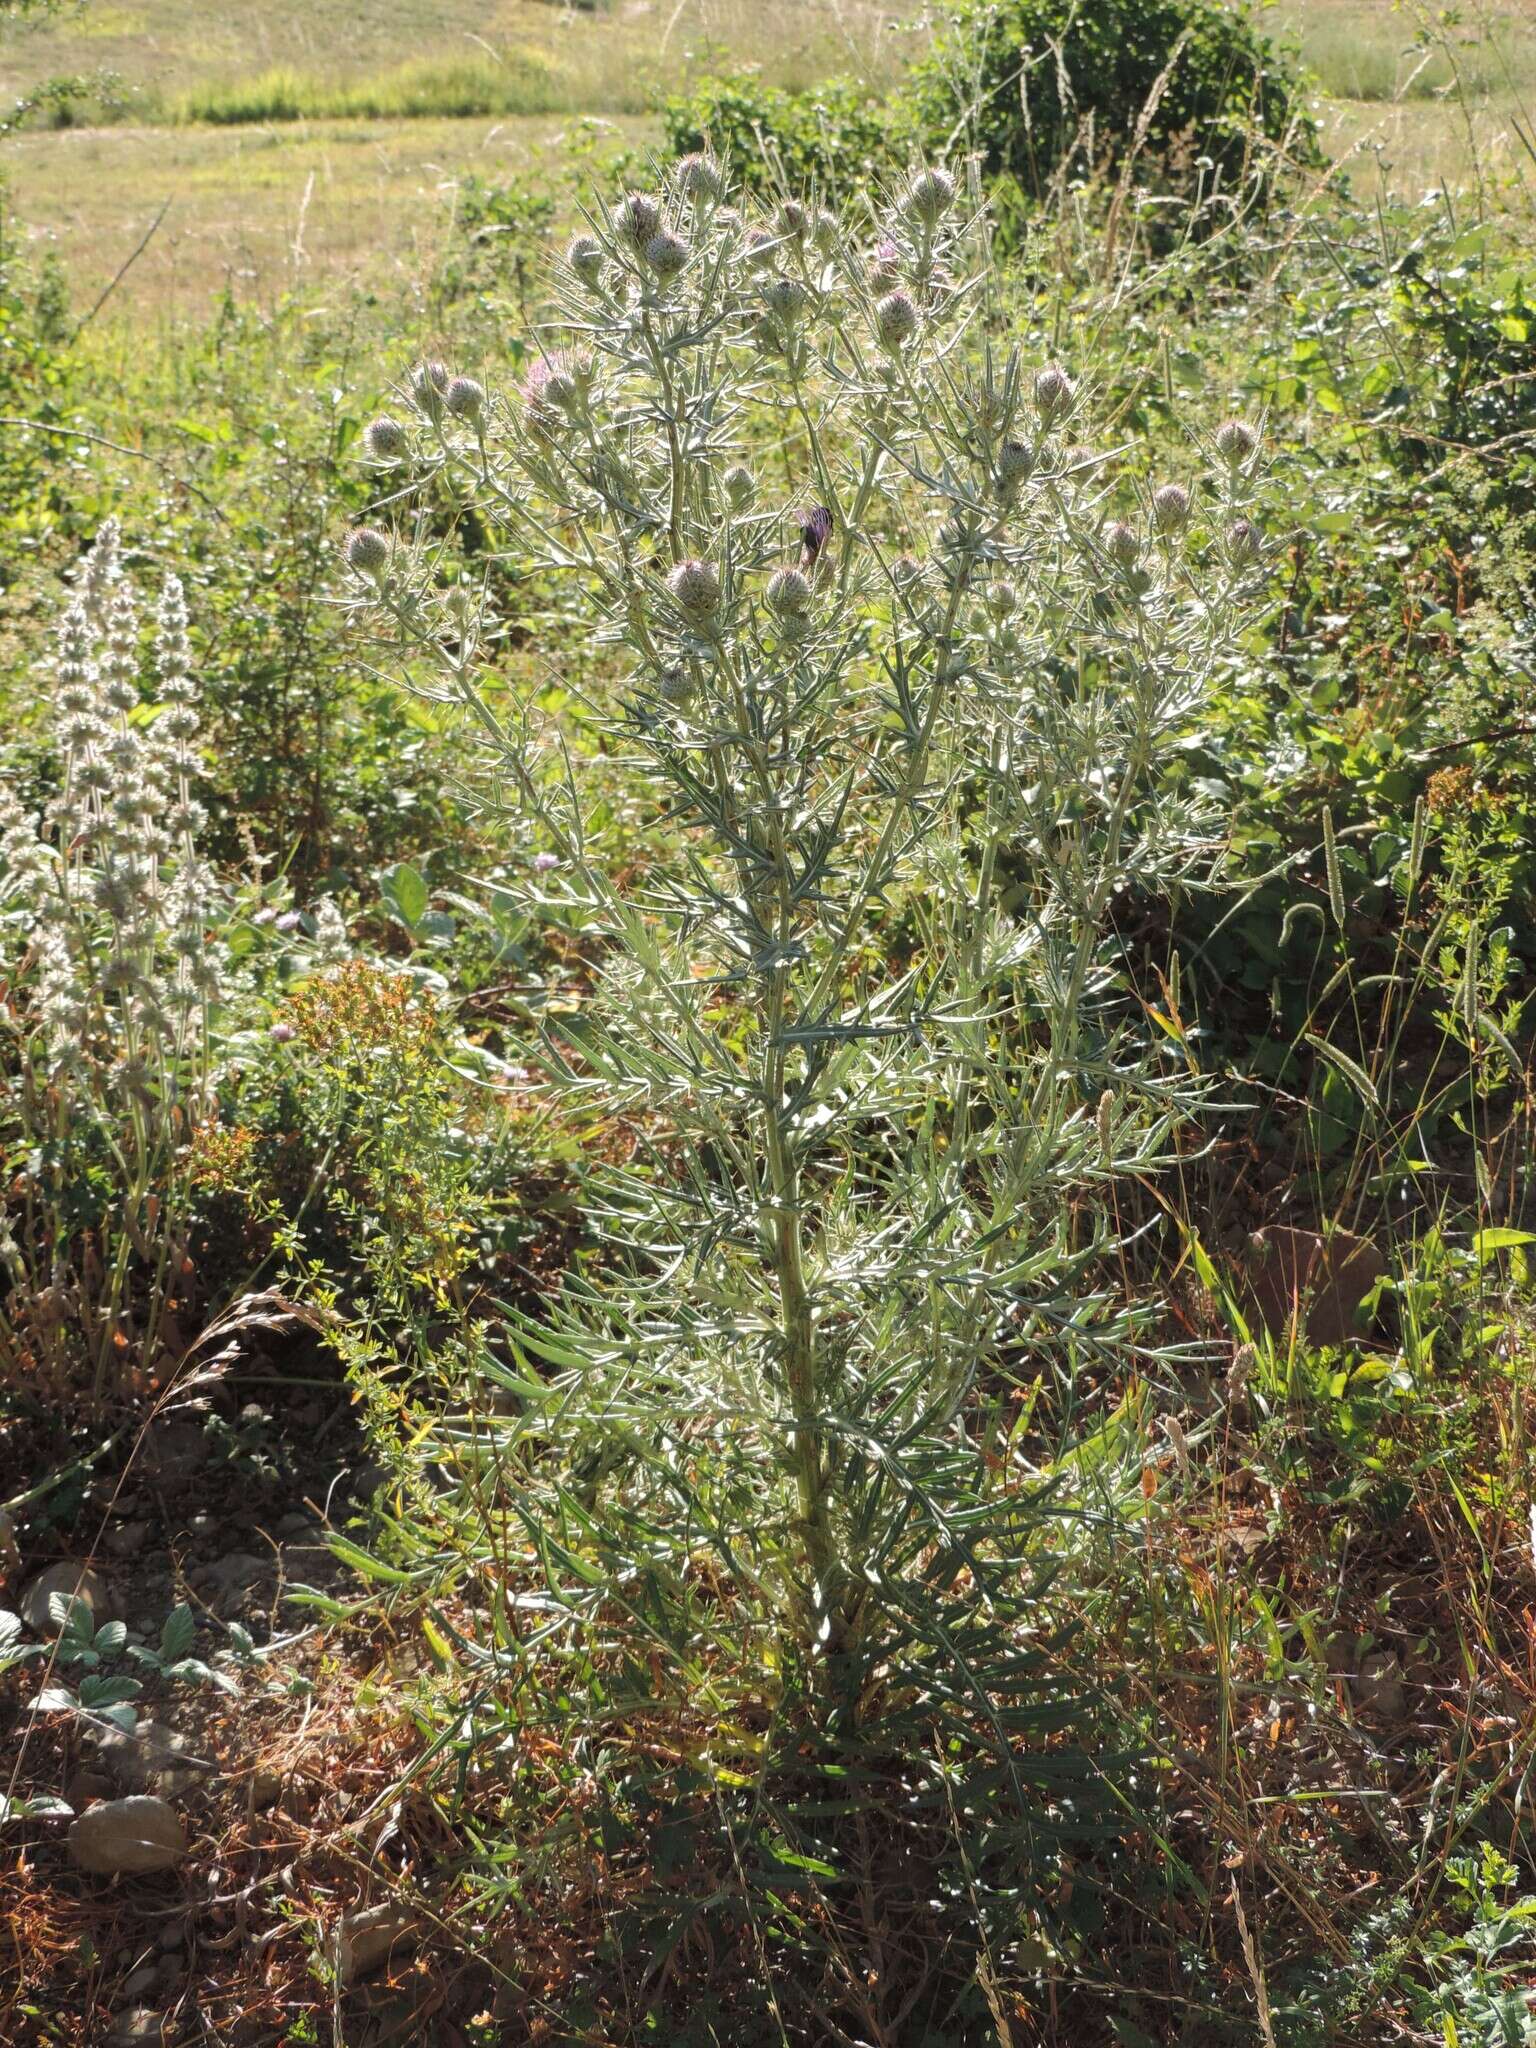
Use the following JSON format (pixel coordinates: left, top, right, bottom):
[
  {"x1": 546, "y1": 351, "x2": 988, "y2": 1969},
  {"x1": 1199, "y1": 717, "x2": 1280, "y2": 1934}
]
[{"x1": 3, "y1": 0, "x2": 1534, "y2": 319}]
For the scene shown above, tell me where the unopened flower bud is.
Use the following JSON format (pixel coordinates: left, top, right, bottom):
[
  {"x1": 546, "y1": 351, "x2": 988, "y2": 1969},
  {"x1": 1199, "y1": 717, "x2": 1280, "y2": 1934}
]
[
  {"x1": 995, "y1": 439, "x2": 1034, "y2": 499},
  {"x1": 905, "y1": 166, "x2": 956, "y2": 225},
  {"x1": 566, "y1": 232, "x2": 604, "y2": 283},
  {"x1": 763, "y1": 275, "x2": 808, "y2": 324},
  {"x1": 523, "y1": 357, "x2": 581, "y2": 434},
  {"x1": 868, "y1": 239, "x2": 901, "y2": 290},
  {"x1": 645, "y1": 229, "x2": 689, "y2": 280},
  {"x1": 616, "y1": 191, "x2": 662, "y2": 247},
  {"x1": 675, "y1": 152, "x2": 724, "y2": 205},
  {"x1": 1104, "y1": 521, "x2": 1140, "y2": 567},
  {"x1": 812, "y1": 209, "x2": 839, "y2": 253},
  {"x1": 1226, "y1": 517, "x2": 1262, "y2": 566},
  {"x1": 666, "y1": 559, "x2": 722, "y2": 628},
  {"x1": 1034, "y1": 364, "x2": 1075, "y2": 423},
  {"x1": 344, "y1": 527, "x2": 391, "y2": 579},
  {"x1": 875, "y1": 290, "x2": 919, "y2": 351},
  {"x1": 1215, "y1": 418, "x2": 1258, "y2": 464},
  {"x1": 766, "y1": 567, "x2": 813, "y2": 617},
  {"x1": 444, "y1": 375, "x2": 486, "y2": 423},
  {"x1": 744, "y1": 226, "x2": 777, "y2": 269},
  {"x1": 364, "y1": 415, "x2": 407, "y2": 462},
  {"x1": 411, "y1": 360, "x2": 450, "y2": 418},
  {"x1": 1151, "y1": 482, "x2": 1190, "y2": 533},
  {"x1": 891, "y1": 554, "x2": 925, "y2": 590},
  {"x1": 987, "y1": 579, "x2": 1018, "y2": 618},
  {"x1": 778, "y1": 200, "x2": 809, "y2": 240}
]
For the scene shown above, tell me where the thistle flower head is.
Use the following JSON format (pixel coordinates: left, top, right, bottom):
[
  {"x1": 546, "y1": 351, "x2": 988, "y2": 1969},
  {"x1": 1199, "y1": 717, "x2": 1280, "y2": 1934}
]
[
  {"x1": 666, "y1": 559, "x2": 722, "y2": 629},
  {"x1": 1034, "y1": 364, "x2": 1076, "y2": 423},
  {"x1": 763, "y1": 275, "x2": 808, "y2": 325},
  {"x1": 645, "y1": 229, "x2": 689, "y2": 281},
  {"x1": 1151, "y1": 482, "x2": 1191, "y2": 533},
  {"x1": 410, "y1": 359, "x2": 450, "y2": 418},
  {"x1": 1215, "y1": 418, "x2": 1258, "y2": 463},
  {"x1": 566, "y1": 231, "x2": 605, "y2": 284},
  {"x1": 344, "y1": 526, "x2": 391, "y2": 579},
  {"x1": 778, "y1": 199, "x2": 809, "y2": 240},
  {"x1": 1226, "y1": 517, "x2": 1262, "y2": 566},
  {"x1": 1104, "y1": 521, "x2": 1141, "y2": 568},
  {"x1": 812, "y1": 209, "x2": 839, "y2": 254},
  {"x1": 995, "y1": 439, "x2": 1034, "y2": 499},
  {"x1": 615, "y1": 191, "x2": 662, "y2": 248},
  {"x1": 523, "y1": 356, "x2": 584, "y2": 434},
  {"x1": 766, "y1": 567, "x2": 813, "y2": 618},
  {"x1": 986, "y1": 579, "x2": 1018, "y2": 618},
  {"x1": 444, "y1": 375, "x2": 487, "y2": 423},
  {"x1": 675, "y1": 152, "x2": 725, "y2": 205},
  {"x1": 905, "y1": 166, "x2": 956, "y2": 225},
  {"x1": 874, "y1": 290, "x2": 919, "y2": 351},
  {"x1": 744, "y1": 226, "x2": 778, "y2": 269},
  {"x1": 868, "y1": 239, "x2": 902, "y2": 291},
  {"x1": 723, "y1": 464, "x2": 756, "y2": 512},
  {"x1": 364, "y1": 415, "x2": 408, "y2": 462}
]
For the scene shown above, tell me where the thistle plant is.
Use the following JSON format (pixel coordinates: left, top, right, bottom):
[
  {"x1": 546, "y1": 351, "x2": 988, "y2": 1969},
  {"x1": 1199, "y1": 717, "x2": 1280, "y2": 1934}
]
[
  {"x1": 0, "y1": 523, "x2": 223, "y2": 1409},
  {"x1": 349, "y1": 161, "x2": 1264, "y2": 1943}
]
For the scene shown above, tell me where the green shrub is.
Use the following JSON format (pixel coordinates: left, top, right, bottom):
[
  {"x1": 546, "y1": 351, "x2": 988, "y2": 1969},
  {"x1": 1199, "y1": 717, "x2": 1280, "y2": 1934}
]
[
  {"x1": 908, "y1": 0, "x2": 1314, "y2": 206},
  {"x1": 659, "y1": 69, "x2": 903, "y2": 199}
]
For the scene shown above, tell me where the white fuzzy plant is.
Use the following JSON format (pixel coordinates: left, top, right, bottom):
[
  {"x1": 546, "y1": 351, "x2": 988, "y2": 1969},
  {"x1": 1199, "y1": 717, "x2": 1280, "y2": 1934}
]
[
  {"x1": 0, "y1": 521, "x2": 222, "y2": 1407},
  {"x1": 346, "y1": 160, "x2": 1265, "y2": 1711}
]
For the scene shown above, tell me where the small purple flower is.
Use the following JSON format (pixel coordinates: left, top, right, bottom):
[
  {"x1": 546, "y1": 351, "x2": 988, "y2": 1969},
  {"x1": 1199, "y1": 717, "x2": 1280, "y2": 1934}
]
[
  {"x1": 532, "y1": 851, "x2": 559, "y2": 873},
  {"x1": 271, "y1": 1021, "x2": 295, "y2": 1044},
  {"x1": 275, "y1": 910, "x2": 302, "y2": 932}
]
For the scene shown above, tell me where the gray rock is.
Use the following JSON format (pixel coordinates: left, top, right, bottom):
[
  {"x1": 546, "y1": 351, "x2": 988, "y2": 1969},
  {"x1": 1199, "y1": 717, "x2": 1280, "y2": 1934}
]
[
  {"x1": 331, "y1": 1903, "x2": 419, "y2": 1986},
  {"x1": 104, "y1": 1522, "x2": 150, "y2": 1561},
  {"x1": 123, "y1": 1963, "x2": 160, "y2": 1999},
  {"x1": 95, "y1": 1722, "x2": 212, "y2": 1798},
  {"x1": 107, "y1": 2013, "x2": 170, "y2": 2047},
  {"x1": 67, "y1": 1796, "x2": 187, "y2": 1876},
  {"x1": 20, "y1": 1562, "x2": 114, "y2": 1635}
]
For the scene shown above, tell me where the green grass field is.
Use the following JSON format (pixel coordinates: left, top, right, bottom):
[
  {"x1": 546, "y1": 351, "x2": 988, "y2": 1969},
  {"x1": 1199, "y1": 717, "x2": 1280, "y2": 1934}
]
[{"x1": 3, "y1": 0, "x2": 1533, "y2": 318}]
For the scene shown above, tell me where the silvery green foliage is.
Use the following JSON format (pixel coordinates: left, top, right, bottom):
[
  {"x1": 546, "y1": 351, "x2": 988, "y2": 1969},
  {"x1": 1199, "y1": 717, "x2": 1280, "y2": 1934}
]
[
  {"x1": 350, "y1": 166, "x2": 1263, "y2": 1690},
  {"x1": 0, "y1": 523, "x2": 221, "y2": 1396}
]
